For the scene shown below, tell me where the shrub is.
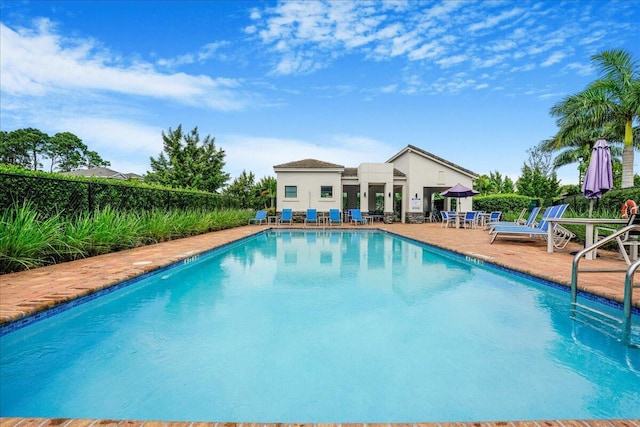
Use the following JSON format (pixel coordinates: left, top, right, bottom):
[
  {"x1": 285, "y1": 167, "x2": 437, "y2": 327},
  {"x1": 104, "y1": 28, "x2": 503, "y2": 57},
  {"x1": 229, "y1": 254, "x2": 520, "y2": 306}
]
[{"x1": 472, "y1": 194, "x2": 536, "y2": 215}]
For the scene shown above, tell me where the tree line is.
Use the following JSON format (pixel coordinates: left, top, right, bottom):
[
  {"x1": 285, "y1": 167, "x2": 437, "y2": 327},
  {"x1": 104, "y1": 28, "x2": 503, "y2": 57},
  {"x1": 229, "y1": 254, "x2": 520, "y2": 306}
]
[
  {"x1": 0, "y1": 125, "x2": 276, "y2": 211},
  {"x1": 1, "y1": 128, "x2": 110, "y2": 172}
]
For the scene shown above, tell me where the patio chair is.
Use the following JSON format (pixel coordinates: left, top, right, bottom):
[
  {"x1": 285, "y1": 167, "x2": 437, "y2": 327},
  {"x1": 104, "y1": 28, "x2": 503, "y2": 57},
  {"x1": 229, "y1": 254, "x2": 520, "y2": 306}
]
[
  {"x1": 595, "y1": 213, "x2": 640, "y2": 264},
  {"x1": 482, "y1": 211, "x2": 502, "y2": 229},
  {"x1": 440, "y1": 211, "x2": 455, "y2": 228},
  {"x1": 489, "y1": 211, "x2": 502, "y2": 222},
  {"x1": 462, "y1": 211, "x2": 479, "y2": 229},
  {"x1": 350, "y1": 209, "x2": 368, "y2": 225},
  {"x1": 278, "y1": 208, "x2": 292, "y2": 226},
  {"x1": 490, "y1": 204, "x2": 574, "y2": 248},
  {"x1": 249, "y1": 210, "x2": 267, "y2": 225},
  {"x1": 487, "y1": 207, "x2": 540, "y2": 232},
  {"x1": 305, "y1": 208, "x2": 318, "y2": 226},
  {"x1": 328, "y1": 208, "x2": 343, "y2": 226}
]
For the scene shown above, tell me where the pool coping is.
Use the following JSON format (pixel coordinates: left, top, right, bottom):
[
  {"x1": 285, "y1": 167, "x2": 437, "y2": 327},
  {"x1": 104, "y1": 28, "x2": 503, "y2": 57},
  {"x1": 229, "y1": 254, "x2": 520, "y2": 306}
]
[{"x1": 1, "y1": 418, "x2": 640, "y2": 427}]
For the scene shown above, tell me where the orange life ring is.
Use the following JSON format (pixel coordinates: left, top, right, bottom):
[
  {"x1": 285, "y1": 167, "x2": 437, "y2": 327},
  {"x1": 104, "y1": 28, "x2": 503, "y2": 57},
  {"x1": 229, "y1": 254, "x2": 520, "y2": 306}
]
[{"x1": 621, "y1": 199, "x2": 638, "y2": 218}]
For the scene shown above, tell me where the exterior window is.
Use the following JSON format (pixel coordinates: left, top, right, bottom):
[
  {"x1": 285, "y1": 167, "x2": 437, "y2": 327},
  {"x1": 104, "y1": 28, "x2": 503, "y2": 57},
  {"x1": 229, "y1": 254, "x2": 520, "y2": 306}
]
[
  {"x1": 285, "y1": 186, "x2": 297, "y2": 198},
  {"x1": 321, "y1": 185, "x2": 333, "y2": 198}
]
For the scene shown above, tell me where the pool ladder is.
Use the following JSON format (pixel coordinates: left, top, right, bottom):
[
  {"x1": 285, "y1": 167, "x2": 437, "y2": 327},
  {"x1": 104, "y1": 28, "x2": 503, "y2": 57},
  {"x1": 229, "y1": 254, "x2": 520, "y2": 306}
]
[{"x1": 570, "y1": 224, "x2": 640, "y2": 348}]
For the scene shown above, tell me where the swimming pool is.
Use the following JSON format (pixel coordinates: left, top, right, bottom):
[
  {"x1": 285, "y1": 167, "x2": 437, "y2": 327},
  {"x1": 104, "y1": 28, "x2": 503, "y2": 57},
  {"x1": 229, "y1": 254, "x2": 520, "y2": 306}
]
[{"x1": 1, "y1": 230, "x2": 639, "y2": 422}]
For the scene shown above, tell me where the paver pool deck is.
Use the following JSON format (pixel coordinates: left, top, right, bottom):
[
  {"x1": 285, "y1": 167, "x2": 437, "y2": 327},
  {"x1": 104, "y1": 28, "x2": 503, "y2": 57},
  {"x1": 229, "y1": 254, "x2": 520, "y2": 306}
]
[{"x1": 1, "y1": 222, "x2": 639, "y2": 427}]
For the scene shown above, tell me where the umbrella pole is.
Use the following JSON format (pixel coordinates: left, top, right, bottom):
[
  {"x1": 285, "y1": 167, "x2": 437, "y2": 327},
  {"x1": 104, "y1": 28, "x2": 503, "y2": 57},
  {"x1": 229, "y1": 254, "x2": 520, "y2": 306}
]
[{"x1": 589, "y1": 199, "x2": 594, "y2": 218}]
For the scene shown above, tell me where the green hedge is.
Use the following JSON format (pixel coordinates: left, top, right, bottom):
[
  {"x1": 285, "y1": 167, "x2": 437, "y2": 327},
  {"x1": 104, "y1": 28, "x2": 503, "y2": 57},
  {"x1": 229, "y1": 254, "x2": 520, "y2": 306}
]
[
  {"x1": 472, "y1": 194, "x2": 536, "y2": 215},
  {"x1": 558, "y1": 187, "x2": 640, "y2": 216},
  {"x1": 0, "y1": 166, "x2": 238, "y2": 218},
  {"x1": 472, "y1": 188, "x2": 640, "y2": 219}
]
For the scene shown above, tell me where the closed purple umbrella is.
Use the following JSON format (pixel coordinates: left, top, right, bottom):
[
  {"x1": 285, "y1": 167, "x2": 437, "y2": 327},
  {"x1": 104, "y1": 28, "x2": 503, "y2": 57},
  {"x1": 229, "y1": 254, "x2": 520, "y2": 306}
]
[{"x1": 582, "y1": 139, "x2": 613, "y2": 217}]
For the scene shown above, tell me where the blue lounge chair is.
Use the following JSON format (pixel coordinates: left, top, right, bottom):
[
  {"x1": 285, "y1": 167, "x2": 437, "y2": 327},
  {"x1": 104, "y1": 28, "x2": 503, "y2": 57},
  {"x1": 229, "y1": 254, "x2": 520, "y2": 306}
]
[
  {"x1": 249, "y1": 210, "x2": 267, "y2": 225},
  {"x1": 329, "y1": 208, "x2": 343, "y2": 226},
  {"x1": 350, "y1": 209, "x2": 367, "y2": 225},
  {"x1": 278, "y1": 208, "x2": 292, "y2": 225},
  {"x1": 490, "y1": 204, "x2": 574, "y2": 248},
  {"x1": 490, "y1": 205, "x2": 556, "y2": 239},
  {"x1": 487, "y1": 207, "x2": 540, "y2": 232},
  {"x1": 305, "y1": 208, "x2": 318, "y2": 226}
]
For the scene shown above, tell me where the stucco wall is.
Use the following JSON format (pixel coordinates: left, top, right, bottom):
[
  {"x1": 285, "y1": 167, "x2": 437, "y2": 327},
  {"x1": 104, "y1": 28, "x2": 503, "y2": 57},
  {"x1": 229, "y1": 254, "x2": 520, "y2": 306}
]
[
  {"x1": 276, "y1": 170, "x2": 343, "y2": 212},
  {"x1": 400, "y1": 151, "x2": 475, "y2": 213}
]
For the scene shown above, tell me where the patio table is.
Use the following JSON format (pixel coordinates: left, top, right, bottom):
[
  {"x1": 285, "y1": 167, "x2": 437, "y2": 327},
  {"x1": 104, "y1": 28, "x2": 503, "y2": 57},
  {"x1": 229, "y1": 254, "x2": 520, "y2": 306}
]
[
  {"x1": 546, "y1": 217, "x2": 627, "y2": 260},
  {"x1": 477, "y1": 212, "x2": 491, "y2": 228}
]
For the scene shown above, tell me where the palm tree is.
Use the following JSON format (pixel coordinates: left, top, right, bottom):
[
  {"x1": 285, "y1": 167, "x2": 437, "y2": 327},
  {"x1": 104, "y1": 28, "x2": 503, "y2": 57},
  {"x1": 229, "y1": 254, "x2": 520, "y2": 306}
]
[
  {"x1": 256, "y1": 176, "x2": 277, "y2": 209},
  {"x1": 549, "y1": 49, "x2": 639, "y2": 188},
  {"x1": 541, "y1": 132, "x2": 623, "y2": 186}
]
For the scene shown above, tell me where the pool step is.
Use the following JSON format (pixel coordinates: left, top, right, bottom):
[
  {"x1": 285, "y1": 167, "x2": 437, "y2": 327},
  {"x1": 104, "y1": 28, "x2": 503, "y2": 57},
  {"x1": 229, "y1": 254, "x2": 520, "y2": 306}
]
[{"x1": 571, "y1": 302, "x2": 640, "y2": 349}]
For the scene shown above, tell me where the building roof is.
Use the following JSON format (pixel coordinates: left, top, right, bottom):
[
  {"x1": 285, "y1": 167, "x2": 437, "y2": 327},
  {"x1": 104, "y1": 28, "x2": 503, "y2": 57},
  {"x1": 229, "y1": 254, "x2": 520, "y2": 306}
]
[
  {"x1": 342, "y1": 167, "x2": 358, "y2": 176},
  {"x1": 273, "y1": 159, "x2": 345, "y2": 169},
  {"x1": 387, "y1": 144, "x2": 478, "y2": 178},
  {"x1": 316, "y1": 166, "x2": 405, "y2": 178},
  {"x1": 62, "y1": 167, "x2": 143, "y2": 180}
]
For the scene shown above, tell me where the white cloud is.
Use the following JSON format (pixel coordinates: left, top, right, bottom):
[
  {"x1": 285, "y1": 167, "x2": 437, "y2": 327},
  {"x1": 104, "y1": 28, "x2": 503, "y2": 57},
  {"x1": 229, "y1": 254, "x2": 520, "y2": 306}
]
[
  {"x1": 0, "y1": 21, "x2": 249, "y2": 111},
  {"x1": 563, "y1": 62, "x2": 592, "y2": 76},
  {"x1": 58, "y1": 117, "x2": 162, "y2": 153},
  {"x1": 489, "y1": 40, "x2": 517, "y2": 52},
  {"x1": 380, "y1": 84, "x2": 398, "y2": 94},
  {"x1": 407, "y1": 41, "x2": 444, "y2": 61},
  {"x1": 541, "y1": 51, "x2": 566, "y2": 67},
  {"x1": 474, "y1": 54, "x2": 508, "y2": 68},
  {"x1": 436, "y1": 54, "x2": 467, "y2": 68},
  {"x1": 156, "y1": 41, "x2": 230, "y2": 68},
  {"x1": 467, "y1": 7, "x2": 524, "y2": 32},
  {"x1": 221, "y1": 133, "x2": 393, "y2": 180},
  {"x1": 244, "y1": 0, "x2": 634, "y2": 89}
]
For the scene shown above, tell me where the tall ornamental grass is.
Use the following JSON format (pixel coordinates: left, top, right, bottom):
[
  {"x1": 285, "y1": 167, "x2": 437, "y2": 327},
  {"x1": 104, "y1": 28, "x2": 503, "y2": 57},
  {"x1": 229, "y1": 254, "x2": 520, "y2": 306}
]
[
  {"x1": 0, "y1": 202, "x2": 66, "y2": 272},
  {"x1": 0, "y1": 204, "x2": 256, "y2": 274},
  {"x1": 65, "y1": 206, "x2": 143, "y2": 257}
]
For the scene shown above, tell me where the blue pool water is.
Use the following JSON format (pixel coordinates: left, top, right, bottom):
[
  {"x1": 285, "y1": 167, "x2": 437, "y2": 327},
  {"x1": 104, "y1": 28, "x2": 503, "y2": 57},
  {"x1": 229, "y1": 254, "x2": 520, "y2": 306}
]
[{"x1": 1, "y1": 230, "x2": 639, "y2": 422}]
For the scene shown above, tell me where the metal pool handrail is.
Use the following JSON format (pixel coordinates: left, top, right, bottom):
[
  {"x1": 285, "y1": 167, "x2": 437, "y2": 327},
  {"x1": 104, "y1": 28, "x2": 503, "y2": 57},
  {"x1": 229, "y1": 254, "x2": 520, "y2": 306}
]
[
  {"x1": 571, "y1": 224, "x2": 640, "y2": 346},
  {"x1": 623, "y1": 259, "x2": 640, "y2": 345}
]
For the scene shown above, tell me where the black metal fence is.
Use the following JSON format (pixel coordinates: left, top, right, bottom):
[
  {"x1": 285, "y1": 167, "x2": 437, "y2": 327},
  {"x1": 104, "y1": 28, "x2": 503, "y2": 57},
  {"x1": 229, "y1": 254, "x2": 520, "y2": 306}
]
[{"x1": 0, "y1": 173, "x2": 237, "y2": 218}]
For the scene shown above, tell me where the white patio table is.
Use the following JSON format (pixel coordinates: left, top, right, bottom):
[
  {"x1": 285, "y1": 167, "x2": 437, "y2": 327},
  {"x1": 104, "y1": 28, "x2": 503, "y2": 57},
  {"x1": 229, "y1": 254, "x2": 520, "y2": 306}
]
[{"x1": 546, "y1": 217, "x2": 627, "y2": 260}]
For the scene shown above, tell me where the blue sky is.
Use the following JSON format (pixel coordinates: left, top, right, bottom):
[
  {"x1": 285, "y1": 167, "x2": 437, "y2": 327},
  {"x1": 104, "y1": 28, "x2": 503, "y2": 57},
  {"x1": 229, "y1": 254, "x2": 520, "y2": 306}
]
[{"x1": 1, "y1": 0, "x2": 639, "y2": 186}]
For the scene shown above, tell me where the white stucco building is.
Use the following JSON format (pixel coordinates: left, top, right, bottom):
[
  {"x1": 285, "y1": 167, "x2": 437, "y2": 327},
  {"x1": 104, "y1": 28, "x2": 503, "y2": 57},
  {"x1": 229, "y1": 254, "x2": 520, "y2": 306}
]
[{"x1": 273, "y1": 145, "x2": 478, "y2": 223}]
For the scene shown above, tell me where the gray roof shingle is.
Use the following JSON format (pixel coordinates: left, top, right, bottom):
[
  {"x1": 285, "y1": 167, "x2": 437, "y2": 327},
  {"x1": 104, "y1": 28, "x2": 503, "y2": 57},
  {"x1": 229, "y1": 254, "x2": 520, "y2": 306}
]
[{"x1": 274, "y1": 159, "x2": 345, "y2": 169}]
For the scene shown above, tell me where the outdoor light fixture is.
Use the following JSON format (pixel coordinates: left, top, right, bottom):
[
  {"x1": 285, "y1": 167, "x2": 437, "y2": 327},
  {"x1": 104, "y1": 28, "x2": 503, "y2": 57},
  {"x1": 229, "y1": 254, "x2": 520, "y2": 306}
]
[
  {"x1": 415, "y1": 193, "x2": 418, "y2": 198},
  {"x1": 363, "y1": 192, "x2": 367, "y2": 197},
  {"x1": 388, "y1": 192, "x2": 391, "y2": 198}
]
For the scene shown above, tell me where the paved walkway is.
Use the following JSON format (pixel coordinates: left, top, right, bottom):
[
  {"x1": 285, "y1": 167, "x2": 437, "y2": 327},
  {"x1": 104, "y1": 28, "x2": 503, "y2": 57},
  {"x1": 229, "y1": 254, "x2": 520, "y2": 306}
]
[{"x1": 1, "y1": 223, "x2": 638, "y2": 427}]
